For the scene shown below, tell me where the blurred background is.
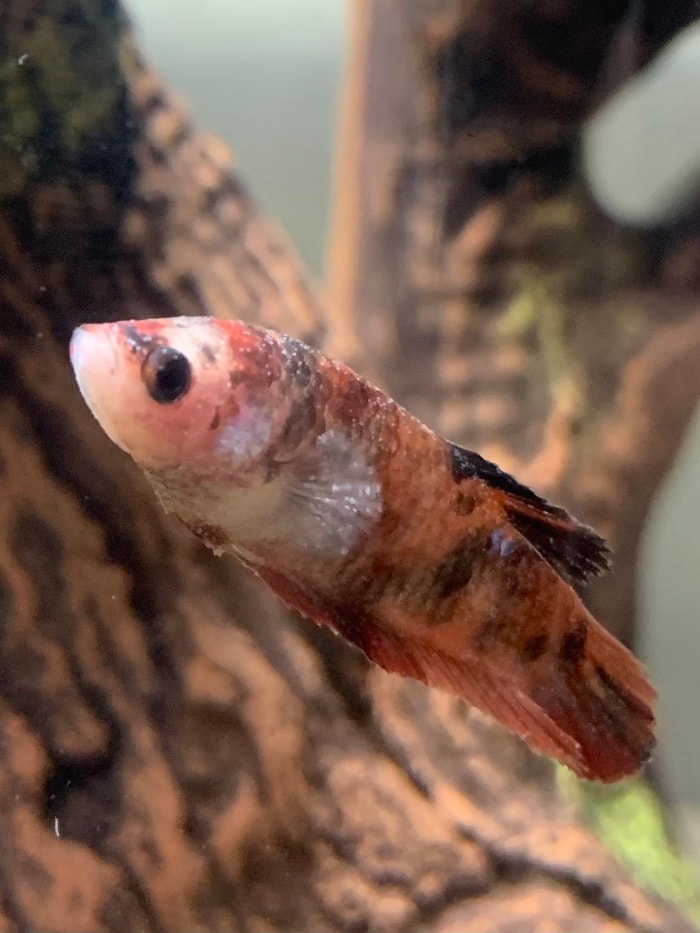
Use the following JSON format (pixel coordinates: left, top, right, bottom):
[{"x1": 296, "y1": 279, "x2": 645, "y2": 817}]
[
  {"x1": 128, "y1": 0, "x2": 700, "y2": 861},
  {"x1": 129, "y1": 0, "x2": 345, "y2": 275}
]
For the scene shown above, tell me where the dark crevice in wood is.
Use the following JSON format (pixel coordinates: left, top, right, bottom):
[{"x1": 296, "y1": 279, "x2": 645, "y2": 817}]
[
  {"x1": 293, "y1": 619, "x2": 435, "y2": 800},
  {"x1": 456, "y1": 824, "x2": 660, "y2": 932}
]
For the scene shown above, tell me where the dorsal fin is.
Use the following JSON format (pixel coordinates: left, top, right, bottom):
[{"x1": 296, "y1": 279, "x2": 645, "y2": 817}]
[{"x1": 448, "y1": 442, "x2": 610, "y2": 586}]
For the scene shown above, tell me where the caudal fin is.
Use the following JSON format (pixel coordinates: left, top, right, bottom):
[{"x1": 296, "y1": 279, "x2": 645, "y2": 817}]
[{"x1": 346, "y1": 611, "x2": 656, "y2": 782}]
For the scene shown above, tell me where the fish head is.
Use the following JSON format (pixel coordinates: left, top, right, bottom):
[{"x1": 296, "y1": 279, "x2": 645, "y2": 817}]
[{"x1": 70, "y1": 316, "x2": 287, "y2": 480}]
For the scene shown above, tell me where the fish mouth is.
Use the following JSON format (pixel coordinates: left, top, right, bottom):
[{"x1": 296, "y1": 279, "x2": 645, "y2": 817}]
[{"x1": 70, "y1": 324, "x2": 120, "y2": 427}]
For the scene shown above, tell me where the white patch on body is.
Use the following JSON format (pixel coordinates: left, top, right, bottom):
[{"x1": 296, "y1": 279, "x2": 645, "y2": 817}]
[
  {"x1": 284, "y1": 429, "x2": 383, "y2": 558},
  {"x1": 161, "y1": 428, "x2": 383, "y2": 561},
  {"x1": 215, "y1": 405, "x2": 274, "y2": 463}
]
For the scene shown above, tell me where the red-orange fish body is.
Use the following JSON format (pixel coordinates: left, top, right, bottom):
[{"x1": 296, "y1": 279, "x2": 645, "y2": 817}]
[{"x1": 70, "y1": 316, "x2": 656, "y2": 781}]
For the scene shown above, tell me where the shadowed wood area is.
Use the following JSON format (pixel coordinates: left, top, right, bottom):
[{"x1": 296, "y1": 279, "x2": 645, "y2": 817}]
[{"x1": 0, "y1": 0, "x2": 697, "y2": 930}]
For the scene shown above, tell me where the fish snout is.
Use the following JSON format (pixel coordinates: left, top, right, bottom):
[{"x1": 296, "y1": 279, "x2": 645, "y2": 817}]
[
  {"x1": 69, "y1": 323, "x2": 125, "y2": 438},
  {"x1": 70, "y1": 324, "x2": 119, "y2": 392}
]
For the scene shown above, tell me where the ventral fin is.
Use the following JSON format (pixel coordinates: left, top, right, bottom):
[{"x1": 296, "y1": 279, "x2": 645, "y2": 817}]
[{"x1": 448, "y1": 442, "x2": 610, "y2": 586}]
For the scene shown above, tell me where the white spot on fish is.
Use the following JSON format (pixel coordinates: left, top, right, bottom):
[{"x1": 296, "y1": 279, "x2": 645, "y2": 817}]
[
  {"x1": 215, "y1": 406, "x2": 273, "y2": 464},
  {"x1": 18, "y1": 54, "x2": 28, "y2": 65},
  {"x1": 54, "y1": 818, "x2": 60, "y2": 838}
]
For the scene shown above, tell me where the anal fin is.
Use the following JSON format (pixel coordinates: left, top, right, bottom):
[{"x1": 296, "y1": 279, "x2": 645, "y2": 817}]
[
  {"x1": 246, "y1": 559, "x2": 655, "y2": 783},
  {"x1": 343, "y1": 613, "x2": 655, "y2": 782}
]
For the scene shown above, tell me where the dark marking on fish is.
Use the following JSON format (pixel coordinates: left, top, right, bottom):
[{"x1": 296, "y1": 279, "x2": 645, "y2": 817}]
[
  {"x1": 201, "y1": 343, "x2": 216, "y2": 364},
  {"x1": 454, "y1": 490, "x2": 477, "y2": 516},
  {"x1": 330, "y1": 376, "x2": 371, "y2": 425},
  {"x1": 560, "y1": 622, "x2": 588, "y2": 666},
  {"x1": 209, "y1": 407, "x2": 221, "y2": 430},
  {"x1": 275, "y1": 392, "x2": 322, "y2": 459},
  {"x1": 433, "y1": 529, "x2": 491, "y2": 599},
  {"x1": 179, "y1": 519, "x2": 231, "y2": 553},
  {"x1": 285, "y1": 346, "x2": 313, "y2": 388},
  {"x1": 123, "y1": 325, "x2": 166, "y2": 359},
  {"x1": 595, "y1": 663, "x2": 646, "y2": 716},
  {"x1": 589, "y1": 663, "x2": 647, "y2": 745},
  {"x1": 448, "y1": 441, "x2": 610, "y2": 586},
  {"x1": 449, "y1": 442, "x2": 545, "y2": 505},
  {"x1": 237, "y1": 334, "x2": 284, "y2": 386},
  {"x1": 521, "y1": 632, "x2": 548, "y2": 663}
]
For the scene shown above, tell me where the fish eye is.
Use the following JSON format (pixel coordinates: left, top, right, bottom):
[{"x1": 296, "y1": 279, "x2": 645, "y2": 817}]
[{"x1": 142, "y1": 346, "x2": 192, "y2": 404}]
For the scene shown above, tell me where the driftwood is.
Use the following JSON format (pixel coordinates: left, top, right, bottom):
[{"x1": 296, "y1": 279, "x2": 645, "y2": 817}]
[{"x1": 0, "y1": 0, "x2": 696, "y2": 930}]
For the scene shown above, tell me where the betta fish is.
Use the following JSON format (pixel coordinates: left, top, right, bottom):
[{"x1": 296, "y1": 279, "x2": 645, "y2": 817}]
[{"x1": 69, "y1": 316, "x2": 656, "y2": 781}]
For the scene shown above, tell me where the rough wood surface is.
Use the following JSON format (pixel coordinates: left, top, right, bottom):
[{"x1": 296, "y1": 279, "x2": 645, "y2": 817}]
[{"x1": 0, "y1": 0, "x2": 695, "y2": 931}]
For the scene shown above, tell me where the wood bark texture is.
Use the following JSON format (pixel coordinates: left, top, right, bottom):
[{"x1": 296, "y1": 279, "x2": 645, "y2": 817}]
[{"x1": 0, "y1": 0, "x2": 695, "y2": 931}]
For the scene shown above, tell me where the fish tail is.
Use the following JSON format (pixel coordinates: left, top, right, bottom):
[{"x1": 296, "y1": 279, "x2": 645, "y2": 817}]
[{"x1": 338, "y1": 602, "x2": 656, "y2": 782}]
